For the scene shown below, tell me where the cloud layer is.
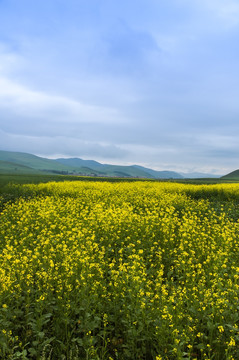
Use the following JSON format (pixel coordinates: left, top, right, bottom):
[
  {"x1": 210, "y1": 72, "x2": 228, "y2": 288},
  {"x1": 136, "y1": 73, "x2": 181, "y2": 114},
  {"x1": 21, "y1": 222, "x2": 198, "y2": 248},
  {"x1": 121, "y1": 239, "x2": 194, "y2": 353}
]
[{"x1": 0, "y1": 0, "x2": 239, "y2": 175}]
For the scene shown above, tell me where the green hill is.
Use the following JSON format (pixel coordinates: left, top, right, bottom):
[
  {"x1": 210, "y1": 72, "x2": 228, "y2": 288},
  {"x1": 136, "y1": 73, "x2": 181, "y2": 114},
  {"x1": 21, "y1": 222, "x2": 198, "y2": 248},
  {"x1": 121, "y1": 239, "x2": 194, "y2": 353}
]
[
  {"x1": 0, "y1": 151, "x2": 99, "y2": 175},
  {"x1": 133, "y1": 165, "x2": 183, "y2": 179},
  {"x1": 0, "y1": 150, "x2": 75, "y2": 172},
  {"x1": 56, "y1": 158, "x2": 103, "y2": 169},
  {"x1": 0, "y1": 150, "x2": 215, "y2": 179},
  {"x1": 0, "y1": 150, "x2": 185, "y2": 179},
  {"x1": 56, "y1": 158, "x2": 153, "y2": 177},
  {"x1": 0, "y1": 160, "x2": 43, "y2": 174},
  {"x1": 221, "y1": 169, "x2": 239, "y2": 180},
  {"x1": 95, "y1": 164, "x2": 154, "y2": 178},
  {"x1": 56, "y1": 158, "x2": 184, "y2": 178}
]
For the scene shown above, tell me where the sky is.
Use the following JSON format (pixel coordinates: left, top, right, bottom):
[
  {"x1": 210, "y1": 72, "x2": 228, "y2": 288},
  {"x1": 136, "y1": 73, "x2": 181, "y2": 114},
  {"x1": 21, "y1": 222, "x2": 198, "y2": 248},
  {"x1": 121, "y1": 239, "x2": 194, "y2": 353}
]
[{"x1": 1, "y1": 0, "x2": 239, "y2": 175}]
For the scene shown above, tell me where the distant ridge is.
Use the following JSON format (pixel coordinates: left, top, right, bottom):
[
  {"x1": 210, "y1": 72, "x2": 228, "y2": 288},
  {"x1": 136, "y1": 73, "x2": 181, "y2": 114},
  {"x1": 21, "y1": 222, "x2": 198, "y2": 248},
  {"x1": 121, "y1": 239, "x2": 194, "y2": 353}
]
[
  {"x1": 0, "y1": 150, "x2": 222, "y2": 179},
  {"x1": 180, "y1": 172, "x2": 221, "y2": 179},
  {"x1": 55, "y1": 157, "x2": 183, "y2": 178},
  {"x1": 132, "y1": 165, "x2": 183, "y2": 179},
  {"x1": 0, "y1": 150, "x2": 96, "y2": 176},
  {"x1": 56, "y1": 157, "x2": 103, "y2": 169}
]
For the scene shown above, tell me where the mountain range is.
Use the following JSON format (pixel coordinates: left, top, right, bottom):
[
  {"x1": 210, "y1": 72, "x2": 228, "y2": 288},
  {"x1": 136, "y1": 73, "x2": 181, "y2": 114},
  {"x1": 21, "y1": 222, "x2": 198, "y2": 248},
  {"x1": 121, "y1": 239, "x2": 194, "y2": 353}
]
[{"x1": 0, "y1": 150, "x2": 223, "y2": 179}]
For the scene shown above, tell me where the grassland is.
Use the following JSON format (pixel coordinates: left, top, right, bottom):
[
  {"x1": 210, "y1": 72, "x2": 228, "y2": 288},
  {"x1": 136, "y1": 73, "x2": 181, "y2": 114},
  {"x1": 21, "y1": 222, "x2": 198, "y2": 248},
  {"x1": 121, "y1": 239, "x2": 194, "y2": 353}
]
[
  {"x1": 1, "y1": 172, "x2": 238, "y2": 188},
  {"x1": 0, "y1": 178, "x2": 239, "y2": 359}
]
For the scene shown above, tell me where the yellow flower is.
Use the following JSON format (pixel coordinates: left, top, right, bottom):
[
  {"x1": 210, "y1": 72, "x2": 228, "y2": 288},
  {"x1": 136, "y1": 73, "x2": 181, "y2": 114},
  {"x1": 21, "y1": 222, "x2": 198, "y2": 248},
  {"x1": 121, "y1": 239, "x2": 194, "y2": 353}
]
[
  {"x1": 218, "y1": 325, "x2": 224, "y2": 333},
  {"x1": 228, "y1": 337, "x2": 236, "y2": 347}
]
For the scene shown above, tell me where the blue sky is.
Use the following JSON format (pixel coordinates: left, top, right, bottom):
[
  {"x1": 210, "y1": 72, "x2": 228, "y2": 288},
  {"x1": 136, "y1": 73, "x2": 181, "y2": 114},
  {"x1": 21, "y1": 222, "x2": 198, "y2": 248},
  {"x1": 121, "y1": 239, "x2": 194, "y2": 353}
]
[{"x1": 1, "y1": 0, "x2": 239, "y2": 175}]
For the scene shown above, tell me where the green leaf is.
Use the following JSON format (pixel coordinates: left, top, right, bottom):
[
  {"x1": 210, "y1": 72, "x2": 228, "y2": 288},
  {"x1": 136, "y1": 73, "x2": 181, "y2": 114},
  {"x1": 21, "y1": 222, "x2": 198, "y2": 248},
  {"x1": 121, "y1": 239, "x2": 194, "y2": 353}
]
[
  {"x1": 28, "y1": 348, "x2": 37, "y2": 356},
  {"x1": 38, "y1": 331, "x2": 45, "y2": 339}
]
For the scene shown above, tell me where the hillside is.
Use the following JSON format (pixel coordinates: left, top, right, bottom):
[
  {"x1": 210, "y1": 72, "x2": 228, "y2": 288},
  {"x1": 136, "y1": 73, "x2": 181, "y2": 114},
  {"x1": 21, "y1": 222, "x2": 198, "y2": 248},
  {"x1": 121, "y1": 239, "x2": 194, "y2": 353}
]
[
  {"x1": 0, "y1": 151, "x2": 156, "y2": 178},
  {"x1": 0, "y1": 151, "x2": 99, "y2": 176},
  {"x1": 181, "y1": 172, "x2": 221, "y2": 179},
  {"x1": 221, "y1": 169, "x2": 239, "y2": 180},
  {"x1": 0, "y1": 160, "x2": 43, "y2": 174},
  {"x1": 56, "y1": 158, "x2": 154, "y2": 177},
  {"x1": 0, "y1": 151, "x2": 78, "y2": 173},
  {"x1": 56, "y1": 158, "x2": 103, "y2": 169},
  {"x1": 0, "y1": 150, "x2": 223, "y2": 179},
  {"x1": 133, "y1": 165, "x2": 183, "y2": 179},
  {"x1": 56, "y1": 157, "x2": 183, "y2": 178}
]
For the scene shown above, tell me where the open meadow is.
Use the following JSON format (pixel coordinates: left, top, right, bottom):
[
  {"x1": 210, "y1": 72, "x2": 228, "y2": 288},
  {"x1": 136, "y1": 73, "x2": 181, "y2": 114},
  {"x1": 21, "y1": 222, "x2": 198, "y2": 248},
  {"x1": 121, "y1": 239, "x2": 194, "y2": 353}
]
[{"x1": 0, "y1": 179, "x2": 239, "y2": 359}]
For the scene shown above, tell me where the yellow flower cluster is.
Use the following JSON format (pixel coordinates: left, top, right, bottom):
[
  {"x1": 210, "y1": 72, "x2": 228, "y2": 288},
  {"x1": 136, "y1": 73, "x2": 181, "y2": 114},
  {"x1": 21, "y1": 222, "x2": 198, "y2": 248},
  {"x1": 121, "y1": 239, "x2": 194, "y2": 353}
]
[{"x1": 0, "y1": 180, "x2": 239, "y2": 359}]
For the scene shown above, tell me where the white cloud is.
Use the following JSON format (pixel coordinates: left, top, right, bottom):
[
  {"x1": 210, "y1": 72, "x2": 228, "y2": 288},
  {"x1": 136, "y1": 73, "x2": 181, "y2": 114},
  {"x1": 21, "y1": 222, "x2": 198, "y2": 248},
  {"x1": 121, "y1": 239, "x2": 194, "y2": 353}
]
[
  {"x1": 0, "y1": 1, "x2": 239, "y2": 175},
  {"x1": 0, "y1": 129, "x2": 129, "y2": 159},
  {"x1": 0, "y1": 76, "x2": 125, "y2": 126}
]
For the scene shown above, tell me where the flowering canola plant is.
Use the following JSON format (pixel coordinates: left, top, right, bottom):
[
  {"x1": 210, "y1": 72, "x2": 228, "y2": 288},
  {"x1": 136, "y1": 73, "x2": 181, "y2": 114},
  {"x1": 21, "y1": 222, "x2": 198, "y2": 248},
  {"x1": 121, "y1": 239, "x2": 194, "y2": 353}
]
[{"x1": 0, "y1": 180, "x2": 239, "y2": 359}]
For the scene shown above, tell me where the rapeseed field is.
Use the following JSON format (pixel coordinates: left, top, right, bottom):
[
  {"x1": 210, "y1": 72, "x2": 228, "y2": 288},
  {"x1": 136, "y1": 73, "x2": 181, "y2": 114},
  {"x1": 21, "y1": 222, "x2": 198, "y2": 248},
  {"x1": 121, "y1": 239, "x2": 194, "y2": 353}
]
[{"x1": 0, "y1": 181, "x2": 239, "y2": 359}]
